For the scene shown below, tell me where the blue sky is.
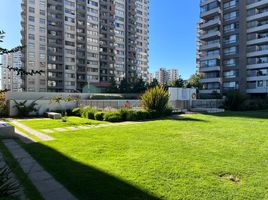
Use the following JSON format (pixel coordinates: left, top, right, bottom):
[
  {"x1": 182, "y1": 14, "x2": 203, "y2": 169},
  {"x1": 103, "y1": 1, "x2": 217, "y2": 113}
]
[{"x1": 0, "y1": 0, "x2": 199, "y2": 79}]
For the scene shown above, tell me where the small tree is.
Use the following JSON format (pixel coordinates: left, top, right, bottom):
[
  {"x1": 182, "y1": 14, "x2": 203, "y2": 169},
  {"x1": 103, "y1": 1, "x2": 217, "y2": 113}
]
[
  {"x1": 171, "y1": 76, "x2": 184, "y2": 87},
  {"x1": 106, "y1": 77, "x2": 119, "y2": 93},
  {"x1": 224, "y1": 90, "x2": 248, "y2": 111},
  {"x1": 186, "y1": 73, "x2": 202, "y2": 89}
]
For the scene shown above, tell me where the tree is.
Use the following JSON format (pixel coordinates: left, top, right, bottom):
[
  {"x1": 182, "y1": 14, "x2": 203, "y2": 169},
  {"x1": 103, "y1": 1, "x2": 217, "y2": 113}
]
[
  {"x1": 106, "y1": 77, "x2": 119, "y2": 93},
  {"x1": 132, "y1": 78, "x2": 147, "y2": 93},
  {"x1": 119, "y1": 78, "x2": 130, "y2": 93},
  {"x1": 171, "y1": 76, "x2": 184, "y2": 88},
  {"x1": 147, "y1": 78, "x2": 159, "y2": 89},
  {"x1": 186, "y1": 73, "x2": 202, "y2": 89}
]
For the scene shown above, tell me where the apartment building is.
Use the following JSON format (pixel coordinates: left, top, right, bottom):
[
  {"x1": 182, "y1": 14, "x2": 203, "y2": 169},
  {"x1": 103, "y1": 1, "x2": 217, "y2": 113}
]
[
  {"x1": 1, "y1": 52, "x2": 23, "y2": 92},
  {"x1": 155, "y1": 68, "x2": 179, "y2": 85},
  {"x1": 21, "y1": 0, "x2": 149, "y2": 92},
  {"x1": 198, "y1": 0, "x2": 268, "y2": 95}
]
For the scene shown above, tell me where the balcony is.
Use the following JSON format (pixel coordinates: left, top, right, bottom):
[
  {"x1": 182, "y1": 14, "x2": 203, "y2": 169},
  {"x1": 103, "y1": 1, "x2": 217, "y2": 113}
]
[
  {"x1": 200, "y1": 53, "x2": 220, "y2": 61},
  {"x1": 199, "y1": 66, "x2": 220, "y2": 72},
  {"x1": 200, "y1": 31, "x2": 220, "y2": 40},
  {"x1": 200, "y1": 0, "x2": 219, "y2": 6},
  {"x1": 247, "y1": 0, "x2": 268, "y2": 9},
  {"x1": 247, "y1": 37, "x2": 268, "y2": 45},
  {"x1": 199, "y1": 89, "x2": 221, "y2": 94},
  {"x1": 247, "y1": 75, "x2": 268, "y2": 81},
  {"x1": 201, "y1": 7, "x2": 221, "y2": 18},
  {"x1": 199, "y1": 77, "x2": 221, "y2": 83},
  {"x1": 247, "y1": 62, "x2": 268, "y2": 69},
  {"x1": 200, "y1": 42, "x2": 220, "y2": 50},
  {"x1": 247, "y1": 24, "x2": 268, "y2": 33},
  {"x1": 247, "y1": 87, "x2": 268, "y2": 93},
  {"x1": 247, "y1": 49, "x2": 268, "y2": 57},
  {"x1": 247, "y1": 11, "x2": 268, "y2": 21},
  {"x1": 200, "y1": 18, "x2": 221, "y2": 29}
]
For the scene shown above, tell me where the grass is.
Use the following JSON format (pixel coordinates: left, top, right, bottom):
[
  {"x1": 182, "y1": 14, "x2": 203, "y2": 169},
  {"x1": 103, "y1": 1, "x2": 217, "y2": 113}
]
[
  {"x1": 15, "y1": 111, "x2": 268, "y2": 200},
  {"x1": 18, "y1": 116, "x2": 109, "y2": 130},
  {"x1": 0, "y1": 140, "x2": 43, "y2": 200}
]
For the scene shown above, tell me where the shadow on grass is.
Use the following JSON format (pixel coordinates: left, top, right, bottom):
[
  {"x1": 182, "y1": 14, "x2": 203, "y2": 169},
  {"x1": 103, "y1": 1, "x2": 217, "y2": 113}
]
[
  {"x1": 204, "y1": 110, "x2": 268, "y2": 120},
  {"x1": 18, "y1": 137, "x2": 160, "y2": 200}
]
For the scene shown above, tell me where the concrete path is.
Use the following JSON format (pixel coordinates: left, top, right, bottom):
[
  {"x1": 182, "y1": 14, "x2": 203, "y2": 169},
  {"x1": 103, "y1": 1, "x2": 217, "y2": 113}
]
[
  {"x1": 7, "y1": 119, "x2": 54, "y2": 141},
  {"x1": 14, "y1": 128, "x2": 37, "y2": 144},
  {"x1": 3, "y1": 139, "x2": 77, "y2": 200},
  {"x1": 40, "y1": 121, "x2": 144, "y2": 134}
]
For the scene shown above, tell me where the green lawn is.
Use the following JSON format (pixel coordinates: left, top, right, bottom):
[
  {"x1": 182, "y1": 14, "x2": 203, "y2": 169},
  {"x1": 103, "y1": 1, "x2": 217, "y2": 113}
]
[
  {"x1": 18, "y1": 116, "x2": 109, "y2": 130},
  {"x1": 17, "y1": 111, "x2": 268, "y2": 200}
]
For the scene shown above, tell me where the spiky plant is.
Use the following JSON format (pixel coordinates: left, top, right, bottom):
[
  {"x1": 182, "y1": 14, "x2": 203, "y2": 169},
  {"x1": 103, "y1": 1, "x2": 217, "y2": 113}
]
[
  {"x1": 0, "y1": 164, "x2": 20, "y2": 198},
  {"x1": 141, "y1": 86, "x2": 170, "y2": 113}
]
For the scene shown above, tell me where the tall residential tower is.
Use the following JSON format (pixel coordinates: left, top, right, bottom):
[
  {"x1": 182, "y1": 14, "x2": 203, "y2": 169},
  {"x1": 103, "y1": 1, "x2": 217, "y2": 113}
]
[
  {"x1": 198, "y1": 0, "x2": 268, "y2": 95},
  {"x1": 21, "y1": 0, "x2": 149, "y2": 92}
]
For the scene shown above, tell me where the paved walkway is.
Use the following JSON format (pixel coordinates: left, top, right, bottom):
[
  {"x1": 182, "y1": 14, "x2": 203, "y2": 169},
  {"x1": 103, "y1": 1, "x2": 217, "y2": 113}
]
[
  {"x1": 7, "y1": 119, "x2": 54, "y2": 141},
  {"x1": 41, "y1": 121, "x2": 144, "y2": 133},
  {"x1": 14, "y1": 128, "x2": 37, "y2": 144},
  {"x1": 3, "y1": 139, "x2": 77, "y2": 200}
]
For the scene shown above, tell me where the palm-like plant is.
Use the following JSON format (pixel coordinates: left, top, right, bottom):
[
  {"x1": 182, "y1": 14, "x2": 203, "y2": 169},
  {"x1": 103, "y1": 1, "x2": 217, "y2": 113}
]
[{"x1": 141, "y1": 86, "x2": 170, "y2": 113}]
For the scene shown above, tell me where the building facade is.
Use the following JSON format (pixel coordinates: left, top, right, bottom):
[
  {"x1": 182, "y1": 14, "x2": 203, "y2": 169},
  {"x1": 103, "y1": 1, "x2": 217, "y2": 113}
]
[
  {"x1": 21, "y1": 0, "x2": 149, "y2": 92},
  {"x1": 198, "y1": 0, "x2": 268, "y2": 95},
  {"x1": 155, "y1": 68, "x2": 179, "y2": 85},
  {"x1": 1, "y1": 52, "x2": 23, "y2": 92}
]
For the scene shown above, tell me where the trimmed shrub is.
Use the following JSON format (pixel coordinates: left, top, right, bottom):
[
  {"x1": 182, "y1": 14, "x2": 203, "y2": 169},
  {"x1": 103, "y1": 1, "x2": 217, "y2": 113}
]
[
  {"x1": 118, "y1": 108, "x2": 129, "y2": 121},
  {"x1": 80, "y1": 107, "x2": 97, "y2": 119},
  {"x1": 0, "y1": 103, "x2": 8, "y2": 117},
  {"x1": 103, "y1": 112, "x2": 122, "y2": 122},
  {"x1": 224, "y1": 90, "x2": 248, "y2": 111},
  {"x1": 141, "y1": 86, "x2": 170, "y2": 115},
  {"x1": 136, "y1": 110, "x2": 150, "y2": 120},
  {"x1": 126, "y1": 110, "x2": 138, "y2": 121},
  {"x1": 94, "y1": 112, "x2": 105, "y2": 121}
]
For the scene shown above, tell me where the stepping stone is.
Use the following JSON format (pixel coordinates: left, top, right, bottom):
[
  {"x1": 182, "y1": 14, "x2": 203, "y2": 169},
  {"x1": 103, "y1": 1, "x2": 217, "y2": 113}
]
[
  {"x1": 6, "y1": 119, "x2": 54, "y2": 141},
  {"x1": 42, "y1": 129, "x2": 54, "y2": 133},
  {"x1": 54, "y1": 128, "x2": 67, "y2": 132},
  {"x1": 66, "y1": 127, "x2": 79, "y2": 131},
  {"x1": 78, "y1": 126, "x2": 88, "y2": 129}
]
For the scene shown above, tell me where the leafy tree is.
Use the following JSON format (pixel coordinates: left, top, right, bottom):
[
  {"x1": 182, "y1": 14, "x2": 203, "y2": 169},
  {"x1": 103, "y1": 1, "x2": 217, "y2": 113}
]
[
  {"x1": 132, "y1": 78, "x2": 147, "y2": 93},
  {"x1": 147, "y1": 78, "x2": 159, "y2": 89},
  {"x1": 171, "y1": 76, "x2": 184, "y2": 87},
  {"x1": 186, "y1": 73, "x2": 202, "y2": 89},
  {"x1": 119, "y1": 78, "x2": 130, "y2": 93},
  {"x1": 106, "y1": 77, "x2": 119, "y2": 93}
]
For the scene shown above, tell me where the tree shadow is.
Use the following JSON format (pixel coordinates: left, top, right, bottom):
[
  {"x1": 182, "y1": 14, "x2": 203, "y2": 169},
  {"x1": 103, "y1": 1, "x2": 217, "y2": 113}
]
[
  {"x1": 17, "y1": 138, "x2": 160, "y2": 200},
  {"x1": 204, "y1": 110, "x2": 268, "y2": 120}
]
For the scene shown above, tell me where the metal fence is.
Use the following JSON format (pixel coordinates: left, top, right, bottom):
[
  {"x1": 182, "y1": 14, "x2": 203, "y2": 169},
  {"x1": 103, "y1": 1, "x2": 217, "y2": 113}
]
[
  {"x1": 80, "y1": 100, "x2": 141, "y2": 110},
  {"x1": 192, "y1": 99, "x2": 224, "y2": 108}
]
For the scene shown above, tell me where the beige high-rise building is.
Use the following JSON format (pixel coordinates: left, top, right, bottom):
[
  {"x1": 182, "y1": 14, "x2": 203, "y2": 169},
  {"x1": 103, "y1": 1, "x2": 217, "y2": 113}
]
[
  {"x1": 21, "y1": 0, "x2": 149, "y2": 92},
  {"x1": 1, "y1": 52, "x2": 23, "y2": 92},
  {"x1": 198, "y1": 0, "x2": 268, "y2": 95},
  {"x1": 155, "y1": 68, "x2": 179, "y2": 85}
]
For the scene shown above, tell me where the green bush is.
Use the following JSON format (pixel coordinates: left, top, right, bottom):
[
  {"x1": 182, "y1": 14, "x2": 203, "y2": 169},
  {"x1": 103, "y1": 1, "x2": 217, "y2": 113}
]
[
  {"x1": 94, "y1": 112, "x2": 105, "y2": 121},
  {"x1": 136, "y1": 110, "x2": 150, "y2": 120},
  {"x1": 103, "y1": 112, "x2": 122, "y2": 122},
  {"x1": 118, "y1": 108, "x2": 129, "y2": 121},
  {"x1": 126, "y1": 110, "x2": 138, "y2": 121},
  {"x1": 141, "y1": 86, "x2": 170, "y2": 115},
  {"x1": 0, "y1": 103, "x2": 8, "y2": 117},
  {"x1": 224, "y1": 90, "x2": 248, "y2": 111},
  {"x1": 80, "y1": 107, "x2": 97, "y2": 119}
]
